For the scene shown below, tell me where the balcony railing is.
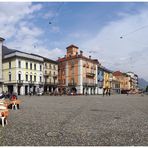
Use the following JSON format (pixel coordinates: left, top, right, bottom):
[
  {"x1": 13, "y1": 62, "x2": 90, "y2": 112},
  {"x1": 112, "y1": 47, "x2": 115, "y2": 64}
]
[
  {"x1": 86, "y1": 72, "x2": 95, "y2": 77},
  {"x1": 53, "y1": 74, "x2": 58, "y2": 79},
  {"x1": 17, "y1": 80, "x2": 24, "y2": 84},
  {"x1": 68, "y1": 82, "x2": 77, "y2": 86},
  {"x1": 44, "y1": 82, "x2": 58, "y2": 85},
  {"x1": 83, "y1": 82, "x2": 97, "y2": 87}
]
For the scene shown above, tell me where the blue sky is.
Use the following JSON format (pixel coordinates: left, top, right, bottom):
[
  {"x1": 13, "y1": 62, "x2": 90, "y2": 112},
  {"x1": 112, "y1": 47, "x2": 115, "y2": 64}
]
[{"x1": 0, "y1": 2, "x2": 148, "y2": 80}]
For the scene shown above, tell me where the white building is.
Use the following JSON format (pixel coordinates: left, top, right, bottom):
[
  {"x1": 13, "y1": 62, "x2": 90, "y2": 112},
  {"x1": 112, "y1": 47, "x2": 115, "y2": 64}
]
[
  {"x1": 0, "y1": 37, "x2": 5, "y2": 93},
  {"x1": 2, "y1": 49, "x2": 44, "y2": 95}
]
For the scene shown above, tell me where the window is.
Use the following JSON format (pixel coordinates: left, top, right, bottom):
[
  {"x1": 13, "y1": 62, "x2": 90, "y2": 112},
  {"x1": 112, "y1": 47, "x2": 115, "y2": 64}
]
[
  {"x1": 9, "y1": 73, "x2": 11, "y2": 81},
  {"x1": 18, "y1": 61, "x2": 21, "y2": 68},
  {"x1": 34, "y1": 75, "x2": 36, "y2": 82},
  {"x1": 49, "y1": 64, "x2": 51, "y2": 69},
  {"x1": 34, "y1": 64, "x2": 36, "y2": 70},
  {"x1": 26, "y1": 75, "x2": 28, "y2": 81},
  {"x1": 26, "y1": 62, "x2": 28, "y2": 69},
  {"x1": 40, "y1": 76, "x2": 42, "y2": 82},
  {"x1": 30, "y1": 63, "x2": 32, "y2": 70},
  {"x1": 30, "y1": 75, "x2": 32, "y2": 82},
  {"x1": 40, "y1": 65, "x2": 42, "y2": 71},
  {"x1": 18, "y1": 74, "x2": 21, "y2": 81},
  {"x1": 53, "y1": 65, "x2": 56, "y2": 70},
  {"x1": 45, "y1": 63, "x2": 47, "y2": 68},
  {"x1": 9, "y1": 62, "x2": 11, "y2": 69}
]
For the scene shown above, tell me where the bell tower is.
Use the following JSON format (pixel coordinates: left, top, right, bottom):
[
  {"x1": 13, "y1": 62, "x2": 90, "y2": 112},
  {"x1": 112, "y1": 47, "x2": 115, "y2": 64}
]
[{"x1": 66, "y1": 44, "x2": 79, "y2": 57}]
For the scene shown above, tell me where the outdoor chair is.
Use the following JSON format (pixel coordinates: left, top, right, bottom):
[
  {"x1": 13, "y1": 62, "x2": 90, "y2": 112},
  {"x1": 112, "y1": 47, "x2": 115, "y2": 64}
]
[{"x1": 0, "y1": 105, "x2": 9, "y2": 127}]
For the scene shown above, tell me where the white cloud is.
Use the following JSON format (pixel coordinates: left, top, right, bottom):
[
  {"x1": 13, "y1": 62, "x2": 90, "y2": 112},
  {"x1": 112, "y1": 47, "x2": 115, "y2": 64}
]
[
  {"x1": 43, "y1": 10, "x2": 55, "y2": 19},
  {"x1": 0, "y1": 2, "x2": 42, "y2": 39},
  {"x1": 0, "y1": 2, "x2": 53, "y2": 59},
  {"x1": 82, "y1": 7, "x2": 148, "y2": 80},
  {"x1": 51, "y1": 26, "x2": 60, "y2": 33}
]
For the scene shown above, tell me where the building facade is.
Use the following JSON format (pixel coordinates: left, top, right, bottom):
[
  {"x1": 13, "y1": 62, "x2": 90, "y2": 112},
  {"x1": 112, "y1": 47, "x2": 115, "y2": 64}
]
[
  {"x1": 112, "y1": 76, "x2": 120, "y2": 94},
  {"x1": 113, "y1": 71, "x2": 131, "y2": 93},
  {"x1": 0, "y1": 37, "x2": 5, "y2": 93},
  {"x1": 43, "y1": 58, "x2": 58, "y2": 93},
  {"x1": 2, "y1": 50, "x2": 44, "y2": 95},
  {"x1": 126, "y1": 72, "x2": 138, "y2": 90},
  {"x1": 58, "y1": 45, "x2": 99, "y2": 95},
  {"x1": 103, "y1": 67, "x2": 113, "y2": 93},
  {"x1": 97, "y1": 66, "x2": 104, "y2": 94}
]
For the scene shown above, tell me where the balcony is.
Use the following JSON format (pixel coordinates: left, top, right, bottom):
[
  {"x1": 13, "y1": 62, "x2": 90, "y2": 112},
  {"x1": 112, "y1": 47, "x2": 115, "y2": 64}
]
[
  {"x1": 83, "y1": 82, "x2": 97, "y2": 87},
  {"x1": 68, "y1": 82, "x2": 77, "y2": 86},
  {"x1": 17, "y1": 80, "x2": 24, "y2": 84},
  {"x1": 86, "y1": 72, "x2": 95, "y2": 77},
  {"x1": 44, "y1": 82, "x2": 58, "y2": 85},
  {"x1": 28, "y1": 81, "x2": 34, "y2": 84},
  {"x1": 53, "y1": 74, "x2": 58, "y2": 79},
  {"x1": 44, "y1": 73, "x2": 49, "y2": 77}
]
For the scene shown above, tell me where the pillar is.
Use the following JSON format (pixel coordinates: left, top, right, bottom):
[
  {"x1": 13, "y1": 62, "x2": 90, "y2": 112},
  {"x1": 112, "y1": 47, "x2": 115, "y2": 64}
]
[
  {"x1": 13, "y1": 84, "x2": 18, "y2": 94},
  {"x1": 20, "y1": 85, "x2": 25, "y2": 95},
  {"x1": 78, "y1": 59, "x2": 83, "y2": 94}
]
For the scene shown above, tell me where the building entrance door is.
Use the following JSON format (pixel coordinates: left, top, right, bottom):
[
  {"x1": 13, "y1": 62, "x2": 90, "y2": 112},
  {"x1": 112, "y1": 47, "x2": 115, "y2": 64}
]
[
  {"x1": 18, "y1": 86, "x2": 21, "y2": 95},
  {"x1": 25, "y1": 85, "x2": 28, "y2": 95},
  {"x1": 8, "y1": 85, "x2": 13, "y2": 94}
]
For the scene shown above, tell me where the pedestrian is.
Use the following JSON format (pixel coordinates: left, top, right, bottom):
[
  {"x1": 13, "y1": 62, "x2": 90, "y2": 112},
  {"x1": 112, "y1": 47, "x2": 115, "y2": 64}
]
[
  {"x1": 103, "y1": 88, "x2": 105, "y2": 97},
  {"x1": 109, "y1": 89, "x2": 111, "y2": 96},
  {"x1": 106, "y1": 89, "x2": 108, "y2": 96}
]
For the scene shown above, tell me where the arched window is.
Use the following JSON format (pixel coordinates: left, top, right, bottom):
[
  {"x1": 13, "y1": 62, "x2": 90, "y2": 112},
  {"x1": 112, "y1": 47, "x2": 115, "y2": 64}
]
[{"x1": 9, "y1": 72, "x2": 11, "y2": 81}]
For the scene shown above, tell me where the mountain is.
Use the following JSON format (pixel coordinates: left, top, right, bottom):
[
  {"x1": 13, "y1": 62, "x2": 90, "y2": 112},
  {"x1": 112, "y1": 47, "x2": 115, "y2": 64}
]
[{"x1": 138, "y1": 78, "x2": 148, "y2": 90}]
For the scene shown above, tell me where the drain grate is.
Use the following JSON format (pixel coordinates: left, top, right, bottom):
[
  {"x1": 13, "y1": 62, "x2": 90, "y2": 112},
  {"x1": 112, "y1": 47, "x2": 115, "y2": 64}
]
[
  {"x1": 114, "y1": 116, "x2": 121, "y2": 119},
  {"x1": 90, "y1": 109, "x2": 100, "y2": 112}
]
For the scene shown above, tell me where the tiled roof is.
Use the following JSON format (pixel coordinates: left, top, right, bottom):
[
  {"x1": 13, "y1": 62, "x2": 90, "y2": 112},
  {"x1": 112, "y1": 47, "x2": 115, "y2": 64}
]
[{"x1": 66, "y1": 44, "x2": 79, "y2": 49}]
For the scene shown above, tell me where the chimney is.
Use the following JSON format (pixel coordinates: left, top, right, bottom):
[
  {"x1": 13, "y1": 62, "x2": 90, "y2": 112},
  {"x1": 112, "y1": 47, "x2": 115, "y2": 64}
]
[
  {"x1": 58, "y1": 57, "x2": 60, "y2": 60},
  {"x1": 89, "y1": 55, "x2": 91, "y2": 59},
  {"x1": 80, "y1": 50, "x2": 83, "y2": 56},
  {"x1": 64, "y1": 55, "x2": 66, "y2": 58}
]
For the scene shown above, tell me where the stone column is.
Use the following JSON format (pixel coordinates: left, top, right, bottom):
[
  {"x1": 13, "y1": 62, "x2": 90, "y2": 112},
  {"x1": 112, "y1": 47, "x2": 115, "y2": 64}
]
[
  {"x1": 13, "y1": 84, "x2": 18, "y2": 94},
  {"x1": 65, "y1": 61, "x2": 68, "y2": 86},
  {"x1": 78, "y1": 59, "x2": 83, "y2": 94},
  {"x1": 20, "y1": 85, "x2": 25, "y2": 95}
]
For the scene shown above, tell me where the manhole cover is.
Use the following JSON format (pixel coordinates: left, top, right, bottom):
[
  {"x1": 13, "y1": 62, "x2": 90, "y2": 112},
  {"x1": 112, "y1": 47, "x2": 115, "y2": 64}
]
[
  {"x1": 45, "y1": 131, "x2": 62, "y2": 137},
  {"x1": 114, "y1": 116, "x2": 120, "y2": 119},
  {"x1": 90, "y1": 109, "x2": 100, "y2": 112}
]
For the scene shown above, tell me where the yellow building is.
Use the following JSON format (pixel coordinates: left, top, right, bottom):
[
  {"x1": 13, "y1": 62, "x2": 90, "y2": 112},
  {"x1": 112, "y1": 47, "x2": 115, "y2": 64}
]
[{"x1": 103, "y1": 67, "x2": 113, "y2": 90}]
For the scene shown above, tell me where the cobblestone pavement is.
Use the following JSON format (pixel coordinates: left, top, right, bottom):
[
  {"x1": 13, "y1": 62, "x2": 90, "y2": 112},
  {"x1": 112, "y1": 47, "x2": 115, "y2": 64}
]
[{"x1": 0, "y1": 94, "x2": 148, "y2": 146}]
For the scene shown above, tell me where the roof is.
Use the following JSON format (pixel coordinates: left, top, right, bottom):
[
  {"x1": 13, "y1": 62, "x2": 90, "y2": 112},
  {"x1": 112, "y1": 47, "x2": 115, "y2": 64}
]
[
  {"x1": 99, "y1": 65, "x2": 113, "y2": 73},
  {"x1": 113, "y1": 71, "x2": 123, "y2": 76},
  {"x1": 66, "y1": 44, "x2": 79, "y2": 49},
  {"x1": 31, "y1": 53, "x2": 58, "y2": 64},
  {"x1": 2, "y1": 46, "x2": 16, "y2": 57},
  {"x1": 2, "y1": 46, "x2": 57, "y2": 64},
  {"x1": 57, "y1": 54, "x2": 99, "y2": 64}
]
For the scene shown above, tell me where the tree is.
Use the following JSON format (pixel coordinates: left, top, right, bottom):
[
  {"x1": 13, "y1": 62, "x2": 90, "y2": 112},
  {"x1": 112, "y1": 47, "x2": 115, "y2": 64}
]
[{"x1": 146, "y1": 85, "x2": 148, "y2": 92}]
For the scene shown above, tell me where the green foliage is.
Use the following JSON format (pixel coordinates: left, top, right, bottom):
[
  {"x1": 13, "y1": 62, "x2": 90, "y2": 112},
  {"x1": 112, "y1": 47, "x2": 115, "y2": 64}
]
[{"x1": 146, "y1": 85, "x2": 148, "y2": 92}]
